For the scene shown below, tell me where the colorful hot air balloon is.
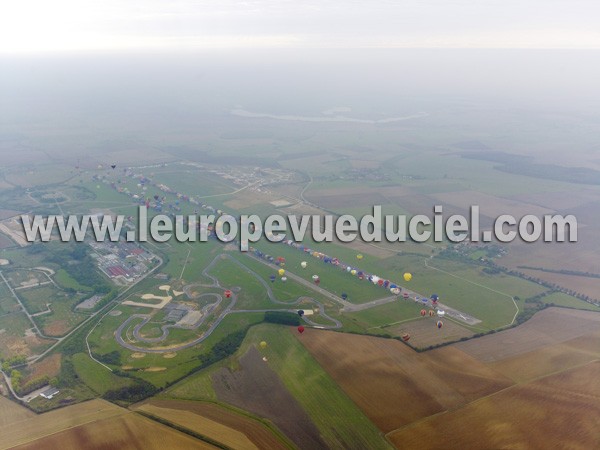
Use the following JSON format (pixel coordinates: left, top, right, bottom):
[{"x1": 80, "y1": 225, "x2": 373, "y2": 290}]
[
  {"x1": 402, "y1": 333, "x2": 410, "y2": 342},
  {"x1": 420, "y1": 309, "x2": 427, "y2": 316},
  {"x1": 312, "y1": 275, "x2": 320, "y2": 286},
  {"x1": 278, "y1": 268, "x2": 285, "y2": 276},
  {"x1": 260, "y1": 341, "x2": 267, "y2": 349},
  {"x1": 437, "y1": 321, "x2": 443, "y2": 329},
  {"x1": 224, "y1": 290, "x2": 232, "y2": 298},
  {"x1": 301, "y1": 261, "x2": 307, "y2": 268},
  {"x1": 403, "y1": 292, "x2": 409, "y2": 299},
  {"x1": 429, "y1": 310, "x2": 435, "y2": 317},
  {"x1": 298, "y1": 325, "x2": 305, "y2": 334},
  {"x1": 403, "y1": 273, "x2": 412, "y2": 282}
]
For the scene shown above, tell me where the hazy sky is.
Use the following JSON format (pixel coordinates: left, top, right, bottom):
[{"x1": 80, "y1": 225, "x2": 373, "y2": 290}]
[{"x1": 1, "y1": 1, "x2": 600, "y2": 53}]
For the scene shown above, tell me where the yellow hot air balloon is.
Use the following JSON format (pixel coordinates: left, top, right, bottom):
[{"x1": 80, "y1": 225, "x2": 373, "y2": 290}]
[
  {"x1": 351, "y1": 269, "x2": 357, "y2": 276},
  {"x1": 260, "y1": 341, "x2": 267, "y2": 349},
  {"x1": 356, "y1": 254, "x2": 363, "y2": 260},
  {"x1": 278, "y1": 268, "x2": 285, "y2": 276},
  {"x1": 403, "y1": 272, "x2": 412, "y2": 282}
]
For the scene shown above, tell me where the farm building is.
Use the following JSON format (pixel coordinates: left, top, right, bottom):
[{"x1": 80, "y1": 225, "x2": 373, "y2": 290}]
[{"x1": 40, "y1": 387, "x2": 60, "y2": 399}]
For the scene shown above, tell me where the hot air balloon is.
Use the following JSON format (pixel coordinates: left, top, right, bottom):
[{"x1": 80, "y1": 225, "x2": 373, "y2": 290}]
[
  {"x1": 312, "y1": 275, "x2": 320, "y2": 286},
  {"x1": 437, "y1": 310, "x2": 446, "y2": 317},
  {"x1": 111, "y1": 164, "x2": 116, "y2": 169},
  {"x1": 390, "y1": 287, "x2": 401, "y2": 295},
  {"x1": 429, "y1": 310, "x2": 435, "y2": 317},
  {"x1": 377, "y1": 279, "x2": 384, "y2": 286},
  {"x1": 278, "y1": 268, "x2": 285, "y2": 276},
  {"x1": 260, "y1": 341, "x2": 268, "y2": 349},
  {"x1": 298, "y1": 310, "x2": 305, "y2": 317},
  {"x1": 356, "y1": 254, "x2": 363, "y2": 260},
  {"x1": 298, "y1": 325, "x2": 305, "y2": 334},
  {"x1": 401, "y1": 333, "x2": 410, "y2": 342},
  {"x1": 403, "y1": 272, "x2": 412, "y2": 282},
  {"x1": 420, "y1": 309, "x2": 427, "y2": 316},
  {"x1": 351, "y1": 269, "x2": 357, "y2": 276},
  {"x1": 437, "y1": 321, "x2": 443, "y2": 329},
  {"x1": 403, "y1": 292, "x2": 409, "y2": 299},
  {"x1": 270, "y1": 275, "x2": 276, "y2": 283},
  {"x1": 224, "y1": 290, "x2": 232, "y2": 298},
  {"x1": 301, "y1": 261, "x2": 307, "y2": 269},
  {"x1": 281, "y1": 276, "x2": 287, "y2": 282},
  {"x1": 341, "y1": 293, "x2": 348, "y2": 300}
]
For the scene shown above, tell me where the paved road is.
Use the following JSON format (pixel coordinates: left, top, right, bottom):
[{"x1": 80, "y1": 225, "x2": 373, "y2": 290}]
[{"x1": 114, "y1": 253, "x2": 341, "y2": 353}]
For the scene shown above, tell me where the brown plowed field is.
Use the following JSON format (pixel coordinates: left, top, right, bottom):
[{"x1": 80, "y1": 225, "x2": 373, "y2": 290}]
[
  {"x1": 212, "y1": 346, "x2": 328, "y2": 449},
  {"x1": 299, "y1": 329, "x2": 512, "y2": 432}
]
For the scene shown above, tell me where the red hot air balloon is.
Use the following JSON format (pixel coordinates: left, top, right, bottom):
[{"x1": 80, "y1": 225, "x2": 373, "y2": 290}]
[
  {"x1": 402, "y1": 333, "x2": 410, "y2": 342},
  {"x1": 403, "y1": 292, "x2": 409, "y2": 299},
  {"x1": 224, "y1": 290, "x2": 232, "y2": 298},
  {"x1": 297, "y1": 325, "x2": 305, "y2": 334},
  {"x1": 420, "y1": 309, "x2": 427, "y2": 316}
]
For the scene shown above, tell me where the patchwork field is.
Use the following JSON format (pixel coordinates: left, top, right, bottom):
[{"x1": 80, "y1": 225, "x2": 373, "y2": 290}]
[
  {"x1": 12, "y1": 412, "x2": 216, "y2": 450},
  {"x1": 211, "y1": 346, "x2": 329, "y2": 449},
  {"x1": 387, "y1": 362, "x2": 600, "y2": 449},
  {"x1": 298, "y1": 307, "x2": 600, "y2": 448},
  {"x1": 454, "y1": 308, "x2": 600, "y2": 362},
  {"x1": 298, "y1": 329, "x2": 513, "y2": 433},
  {"x1": 134, "y1": 399, "x2": 290, "y2": 450}
]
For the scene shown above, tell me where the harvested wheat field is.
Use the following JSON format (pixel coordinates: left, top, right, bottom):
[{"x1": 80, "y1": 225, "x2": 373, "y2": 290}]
[
  {"x1": 454, "y1": 308, "x2": 600, "y2": 362},
  {"x1": 489, "y1": 333, "x2": 600, "y2": 383},
  {"x1": 134, "y1": 399, "x2": 289, "y2": 450},
  {"x1": 299, "y1": 329, "x2": 512, "y2": 433},
  {"x1": 13, "y1": 413, "x2": 216, "y2": 450},
  {"x1": 388, "y1": 361, "x2": 600, "y2": 450},
  {"x1": 0, "y1": 399, "x2": 127, "y2": 449},
  {"x1": 0, "y1": 396, "x2": 34, "y2": 428}
]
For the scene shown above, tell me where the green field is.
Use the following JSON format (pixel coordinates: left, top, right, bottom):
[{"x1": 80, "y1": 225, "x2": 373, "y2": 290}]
[
  {"x1": 72, "y1": 352, "x2": 134, "y2": 394},
  {"x1": 164, "y1": 323, "x2": 391, "y2": 449},
  {"x1": 539, "y1": 292, "x2": 600, "y2": 311}
]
